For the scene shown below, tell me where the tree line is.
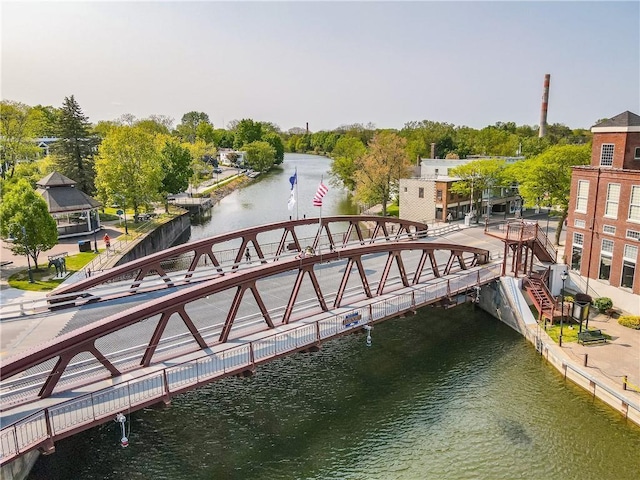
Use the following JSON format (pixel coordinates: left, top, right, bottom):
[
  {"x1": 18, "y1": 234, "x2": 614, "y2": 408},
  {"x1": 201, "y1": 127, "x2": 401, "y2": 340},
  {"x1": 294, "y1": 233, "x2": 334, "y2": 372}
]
[{"x1": 1, "y1": 95, "x2": 594, "y2": 263}]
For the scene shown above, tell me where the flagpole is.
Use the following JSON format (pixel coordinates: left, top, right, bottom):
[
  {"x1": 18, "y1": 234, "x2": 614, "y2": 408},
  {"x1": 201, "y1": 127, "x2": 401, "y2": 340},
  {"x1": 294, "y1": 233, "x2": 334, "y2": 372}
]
[
  {"x1": 318, "y1": 175, "x2": 323, "y2": 253},
  {"x1": 295, "y1": 167, "x2": 299, "y2": 221}
]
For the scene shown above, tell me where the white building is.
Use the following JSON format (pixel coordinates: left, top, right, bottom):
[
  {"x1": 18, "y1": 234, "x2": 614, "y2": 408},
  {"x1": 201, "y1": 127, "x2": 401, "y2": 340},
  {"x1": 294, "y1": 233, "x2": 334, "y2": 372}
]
[
  {"x1": 399, "y1": 156, "x2": 524, "y2": 223},
  {"x1": 218, "y1": 149, "x2": 247, "y2": 167}
]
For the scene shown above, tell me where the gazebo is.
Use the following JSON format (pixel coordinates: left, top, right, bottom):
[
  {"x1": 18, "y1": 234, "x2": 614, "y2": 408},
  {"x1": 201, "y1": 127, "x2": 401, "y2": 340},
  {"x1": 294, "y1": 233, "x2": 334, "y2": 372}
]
[{"x1": 36, "y1": 171, "x2": 102, "y2": 238}]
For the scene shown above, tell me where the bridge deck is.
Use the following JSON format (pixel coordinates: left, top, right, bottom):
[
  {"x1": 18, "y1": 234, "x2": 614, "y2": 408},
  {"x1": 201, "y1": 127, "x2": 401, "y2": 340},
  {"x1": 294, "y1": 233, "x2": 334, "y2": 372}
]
[{"x1": 0, "y1": 265, "x2": 500, "y2": 464}]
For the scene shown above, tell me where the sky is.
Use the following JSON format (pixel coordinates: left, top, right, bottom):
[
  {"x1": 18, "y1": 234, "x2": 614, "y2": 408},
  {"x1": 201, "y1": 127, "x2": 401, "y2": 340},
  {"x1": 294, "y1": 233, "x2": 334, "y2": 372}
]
[{"x1": 2, "y1": 1, "x2": 639, "y2": 132}]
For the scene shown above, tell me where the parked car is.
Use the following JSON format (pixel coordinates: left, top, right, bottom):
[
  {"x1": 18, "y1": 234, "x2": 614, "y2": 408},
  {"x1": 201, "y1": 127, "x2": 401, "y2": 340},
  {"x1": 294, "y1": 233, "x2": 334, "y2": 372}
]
[{"x1": 213, "y1": 167, "x2": 223, "y2": 174}]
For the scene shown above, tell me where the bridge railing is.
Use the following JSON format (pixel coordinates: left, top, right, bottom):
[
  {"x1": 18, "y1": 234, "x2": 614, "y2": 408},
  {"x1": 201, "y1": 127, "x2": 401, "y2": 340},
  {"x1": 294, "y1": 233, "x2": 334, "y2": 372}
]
[
  {"x1": 0, "y1": 229, "x2": 430, "y2": 322},
  {"x1": 0, "y1": 265, "x2": 501, "y2": 465}
]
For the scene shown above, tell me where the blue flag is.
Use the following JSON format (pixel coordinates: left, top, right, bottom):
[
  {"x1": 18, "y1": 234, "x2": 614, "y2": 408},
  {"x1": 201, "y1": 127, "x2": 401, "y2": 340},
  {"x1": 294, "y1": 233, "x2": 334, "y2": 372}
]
[{"x1": 289, "y1": 171, "x2": 297, "y2": 190}]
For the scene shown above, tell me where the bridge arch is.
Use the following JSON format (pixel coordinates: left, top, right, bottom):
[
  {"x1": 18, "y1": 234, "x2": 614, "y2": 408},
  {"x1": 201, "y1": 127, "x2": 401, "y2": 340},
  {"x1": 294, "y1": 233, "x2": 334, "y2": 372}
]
[
  {"x1": 2, "y1": 241, "x2": 489, "y2": 401},
  {"x1": 51, "y1": 216, "x2": 428, "y2": 302}
]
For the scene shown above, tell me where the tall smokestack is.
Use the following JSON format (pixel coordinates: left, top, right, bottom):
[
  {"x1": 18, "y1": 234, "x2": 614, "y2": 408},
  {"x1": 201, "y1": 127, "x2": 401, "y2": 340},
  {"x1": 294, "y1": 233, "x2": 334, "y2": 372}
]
[
  {"x1": 539, "y1": 74, "x2": 550, "y2": 138},
  {"x1": 430, "y1": 142, "x2": 436, "y2": 159},
  {"x1": 306, "y1": 122, "x2": 309, "y2": 134}
]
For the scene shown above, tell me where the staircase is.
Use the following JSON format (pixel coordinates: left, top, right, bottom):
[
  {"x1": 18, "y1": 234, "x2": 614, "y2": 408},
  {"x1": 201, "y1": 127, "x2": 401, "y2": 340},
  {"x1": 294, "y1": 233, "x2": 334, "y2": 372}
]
[
  {"x1": 523, "y1": 271, "x2": 565, "y2": 324},
  {"x1": 484, "y1": 220, "x2": 557, "y2": 271},
  {"x1": 533, "y1": 227, "x2": 557, "y2": 263}
]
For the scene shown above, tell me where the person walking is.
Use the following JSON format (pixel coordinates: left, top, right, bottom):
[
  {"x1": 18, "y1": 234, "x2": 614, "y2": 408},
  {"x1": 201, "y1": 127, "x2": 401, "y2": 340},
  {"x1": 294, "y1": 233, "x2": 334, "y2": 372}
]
[
  {"x1": 245, "y1": 248, "x2": 251, "y2": 263},
  {"x1": 103, "y1": 233, "x2": 111, "y2": 250},
  {"x1": 447, "y1": 212, "x2": 453, "y2": 223}
]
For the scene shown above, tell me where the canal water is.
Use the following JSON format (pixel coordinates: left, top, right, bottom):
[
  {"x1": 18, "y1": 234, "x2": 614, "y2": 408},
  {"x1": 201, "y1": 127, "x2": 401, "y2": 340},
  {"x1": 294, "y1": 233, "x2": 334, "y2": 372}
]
[{"x1": 28, "y1": 154, "x2": 640, "y2": 479}]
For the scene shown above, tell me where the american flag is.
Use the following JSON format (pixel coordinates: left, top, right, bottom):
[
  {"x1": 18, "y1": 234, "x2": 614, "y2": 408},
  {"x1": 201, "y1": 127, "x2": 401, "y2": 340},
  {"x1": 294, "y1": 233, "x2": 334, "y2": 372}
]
[{"x1": 313, "y1": 181, "x2": 328, "y2": 207}]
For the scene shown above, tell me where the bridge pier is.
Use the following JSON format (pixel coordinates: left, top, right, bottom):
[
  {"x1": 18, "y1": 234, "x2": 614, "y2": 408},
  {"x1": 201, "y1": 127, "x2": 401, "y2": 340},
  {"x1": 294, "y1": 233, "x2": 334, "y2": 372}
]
[
  {"x1": 237, "y1": 368, "x2": 255, "y2": 378},
  {"x1": 39, "y1": 439, "x2": 55, "y2": 456}
]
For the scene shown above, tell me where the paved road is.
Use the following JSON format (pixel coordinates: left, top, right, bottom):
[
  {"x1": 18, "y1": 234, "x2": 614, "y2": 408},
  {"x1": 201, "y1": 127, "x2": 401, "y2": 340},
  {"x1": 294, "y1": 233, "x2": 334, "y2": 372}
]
[{"x1": 2, "y1": 214, "x2": 638, "y2": 413}]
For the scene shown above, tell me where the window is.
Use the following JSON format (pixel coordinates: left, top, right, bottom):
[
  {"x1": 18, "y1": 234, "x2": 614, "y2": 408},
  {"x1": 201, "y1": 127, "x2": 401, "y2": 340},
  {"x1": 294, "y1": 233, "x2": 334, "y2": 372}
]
[
  {"x1": 599, "y1": 239, "x2": 614, "y2": 281},
  {"x1": 571, "y1": 232, "x2": 584, "y2": 271},
  {"x1": 449, "y1": 192, "x2": 455, "y2": 200},
  {"x1": 627, "y1": 229, "x2": 640, "y2": 241},
  {"x1": 599, "y1": 143, "x2": 614, "y2": 166},
  {"x1": 576, "y1": 180, "x2": 589, "y2": 213},
  {"x1": 629, "y1": 186, "x2": 640, "y2": 221},
  {"x1": 603, "y1": 225, "x2": 616, "y2": 235},
  {"x1": 418, "y1": 187, "x2": 424, "y2": 199},
  {"x1": 604, "y1": 183, "x2": 620, "y2": 218},
  {"x1": 436, "y1": 189, "x2": 443, "y2": 201},
  {"x1": 574, "y1": 219, "x2": 586, "y2": 228},
  {"x1": 621, "y1": 244, "x2": 638, "y2": 288},
  {"x1": 635, "y1": 147, "x2": 640, "y2": 159}
]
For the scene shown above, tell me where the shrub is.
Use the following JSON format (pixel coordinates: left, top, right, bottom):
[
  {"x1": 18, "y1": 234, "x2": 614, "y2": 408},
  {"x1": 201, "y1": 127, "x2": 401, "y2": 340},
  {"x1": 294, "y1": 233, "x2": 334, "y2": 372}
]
[
  {"x1": 618, "y1": 315, "x2": 640, "y2": 330},
  {"x1": 563, "y1": 295, "x2": 574, "y2": 303},
  {"x1": 593, "y1": 297, "x2": 613, "y2": 313}
]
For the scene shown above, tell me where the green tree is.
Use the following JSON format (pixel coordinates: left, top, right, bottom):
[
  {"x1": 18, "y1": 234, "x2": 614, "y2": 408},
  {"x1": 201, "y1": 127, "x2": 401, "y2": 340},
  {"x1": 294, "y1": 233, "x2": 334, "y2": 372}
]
[
  {"x1": 354, "y1": 132, "x2": 411, "y2": 216},
  {"x1": 175, "y1": 111, "x2": 211, "y2": 143},
  {"x1": 158, "y1": 137, "x2": 193, "y2": 211},
  {"x1": 183, "y1": 139, "x2": 216, "y2": 192},
  {"x1": 295, "y1": 135, "x2": 311, "y2": 153},
  {"x1": 51, "y1": 95, "x2": 98, "y2": 194},
  {"x1": 211, "y1": 129, "x2": 235, "y2": 149},
  {"x1": 507, "y1": 144, "x2": 590, "y2": 244},
  {"x1": 400, "y1": 120, "x2": 457, "y2": 159},
  {"x1": 0, "y1": 178, "x2": 57, "y2": 268},
  {"x1": 233, "y1": 119, "x2": 263, "y2": 149},
  {"x1": 196, "y1": 122, "x2": 216, "y2": 144},
  {"x1": 29, "y1": 105, "x2": 60, "y2": 137},
  {"x1": 94, "y1": 126, "x2": 163, "y2": 217},
  {"x1": 93, "y1": 120, "x2": 120, "y2": 139},
  {"x1": 136, "y1": 117, "x2": 171, "y2": 136},
  {"x1": 0, "y1": 100, "x2": 40, "y2": 179},
  {"x1": 329, "y1": 136, "x2": 366, "y2": 191},
  {"x1": 243, "y1": 141, "x2": 276, "y2": 173},
  {"x1": 263, "y1": 132, "x2": 284, "y2": 164},
  {"x1": 450, "y1": 159, "x2": 507, "y2": 223}
]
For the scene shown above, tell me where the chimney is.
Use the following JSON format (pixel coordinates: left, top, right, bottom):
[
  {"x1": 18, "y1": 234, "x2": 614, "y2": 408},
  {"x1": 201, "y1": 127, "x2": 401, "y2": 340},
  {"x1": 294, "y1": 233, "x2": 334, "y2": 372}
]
[
  {"x1": 539, "y1": 74, "x2": 550, "y2": 138},
  {"x1": 430, "y1": 142, "x2": 436, "y2": 159},
  {"x1": 306, "y1": 122, "x2": 309, "y2": 134}
]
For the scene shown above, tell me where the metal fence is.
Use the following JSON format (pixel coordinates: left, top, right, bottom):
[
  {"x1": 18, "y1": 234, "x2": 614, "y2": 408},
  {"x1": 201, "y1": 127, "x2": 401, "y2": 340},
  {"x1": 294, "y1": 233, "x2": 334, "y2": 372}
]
[{"x1": 0, "y1": 266, "x2": 500, "y2": 465}]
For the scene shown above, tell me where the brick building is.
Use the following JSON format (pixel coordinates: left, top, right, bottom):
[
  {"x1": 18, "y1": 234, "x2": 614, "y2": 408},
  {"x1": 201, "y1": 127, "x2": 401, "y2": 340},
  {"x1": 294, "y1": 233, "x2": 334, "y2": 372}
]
[{"x1": 565, "y1": 111, "x2": 640, "y2": 296}]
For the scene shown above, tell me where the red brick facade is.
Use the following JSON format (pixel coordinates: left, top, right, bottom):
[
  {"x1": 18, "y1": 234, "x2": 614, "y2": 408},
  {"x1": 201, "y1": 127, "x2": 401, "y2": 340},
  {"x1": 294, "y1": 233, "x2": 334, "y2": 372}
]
[{"x1": 565, "y1": 113, "x2": 640, "y2": 295}]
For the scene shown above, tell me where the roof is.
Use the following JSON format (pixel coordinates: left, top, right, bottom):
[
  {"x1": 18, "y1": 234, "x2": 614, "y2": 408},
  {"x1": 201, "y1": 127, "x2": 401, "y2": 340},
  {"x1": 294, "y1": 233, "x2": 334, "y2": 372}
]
[
  {"x1": 37, "y1": 171, "x2": 76, "y2": 188},
  {"x1": 592, "y1": 111, "x2": 640, "y2": 132},
  {"x1": 35, "y1": 171, "x2": 101, "y2": 213},
  {"x1": 36, "y1": 187, "x2": 102, "y2": 213}
]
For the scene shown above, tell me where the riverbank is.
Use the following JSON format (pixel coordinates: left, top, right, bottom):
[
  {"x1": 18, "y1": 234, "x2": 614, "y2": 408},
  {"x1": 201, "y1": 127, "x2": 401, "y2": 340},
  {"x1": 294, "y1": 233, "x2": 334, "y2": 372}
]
[{"x1": 481, "y1": 275, "x2": 640, "y2": 426}]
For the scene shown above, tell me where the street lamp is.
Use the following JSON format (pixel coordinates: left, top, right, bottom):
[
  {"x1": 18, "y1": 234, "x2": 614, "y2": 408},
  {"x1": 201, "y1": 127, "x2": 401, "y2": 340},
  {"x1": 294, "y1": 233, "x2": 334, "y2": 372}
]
[
  {"x1": 117, "y1": 195, "x2": 129, "y2": 235},
  {"x1": 92, "y1": 210, "x2": 99, "y2": 253},
  {"x1": 559, "y1": 270, "x2": 568, "y2": 346}
]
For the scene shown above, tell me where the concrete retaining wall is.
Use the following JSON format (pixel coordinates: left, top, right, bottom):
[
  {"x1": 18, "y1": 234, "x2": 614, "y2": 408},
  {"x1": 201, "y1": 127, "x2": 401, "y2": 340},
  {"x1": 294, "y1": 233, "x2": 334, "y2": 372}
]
[
  {"x1": 0, "y1": 450, "x2": 40, "y2": 480},
  {"x1": 115, "y1": 213, "x2": 191, "y2": 266},
  {"x1": 481, "y1": 276, "x2": 640, "y2": 427}
]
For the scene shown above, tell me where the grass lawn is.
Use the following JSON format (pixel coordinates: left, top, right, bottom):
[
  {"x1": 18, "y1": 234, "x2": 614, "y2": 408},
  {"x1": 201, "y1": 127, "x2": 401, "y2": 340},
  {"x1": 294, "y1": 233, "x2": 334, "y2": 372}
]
[
  {"x1": 384, "y1": 204, "x2": 400, "y2": 217},
  {"x1": 542, "y1": 321, "x2": 611, "y2": 344},
  {"x1": 8, "y1": 250, "x2": 101, "y2": 291}
]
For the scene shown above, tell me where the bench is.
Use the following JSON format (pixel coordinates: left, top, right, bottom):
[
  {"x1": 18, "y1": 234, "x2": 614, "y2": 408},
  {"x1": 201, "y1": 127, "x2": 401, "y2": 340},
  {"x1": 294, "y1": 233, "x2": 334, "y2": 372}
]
[
  {"x1": 578, "y1": 329, "x2": 607, "y2": 345},
  {"x1": 47, "y1": 252, "x2": 68, "y2": 261}
]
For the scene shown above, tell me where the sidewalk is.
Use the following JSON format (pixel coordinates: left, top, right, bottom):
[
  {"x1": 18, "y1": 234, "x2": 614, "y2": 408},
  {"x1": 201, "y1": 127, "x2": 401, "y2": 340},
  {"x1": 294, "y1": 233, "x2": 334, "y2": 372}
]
[
  {"x1": 0, "y1": 221, "x2": 125, "y2": 305},
  {"x1": 1, "y1": 212, "x2": 638, "y2": 407}
]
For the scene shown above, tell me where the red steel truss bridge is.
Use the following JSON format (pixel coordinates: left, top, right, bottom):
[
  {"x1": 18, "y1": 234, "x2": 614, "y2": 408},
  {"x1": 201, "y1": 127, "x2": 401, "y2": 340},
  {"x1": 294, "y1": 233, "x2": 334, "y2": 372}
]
[{"x1": 0, "y1": 216, "x2": 500, "y2": 466}]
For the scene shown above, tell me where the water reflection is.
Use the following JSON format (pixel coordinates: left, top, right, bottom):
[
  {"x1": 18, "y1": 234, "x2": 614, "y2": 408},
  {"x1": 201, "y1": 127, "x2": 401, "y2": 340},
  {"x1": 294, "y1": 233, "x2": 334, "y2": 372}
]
[{"x1": 190, "y1": 154, "x2": 357, "y2": 242}]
